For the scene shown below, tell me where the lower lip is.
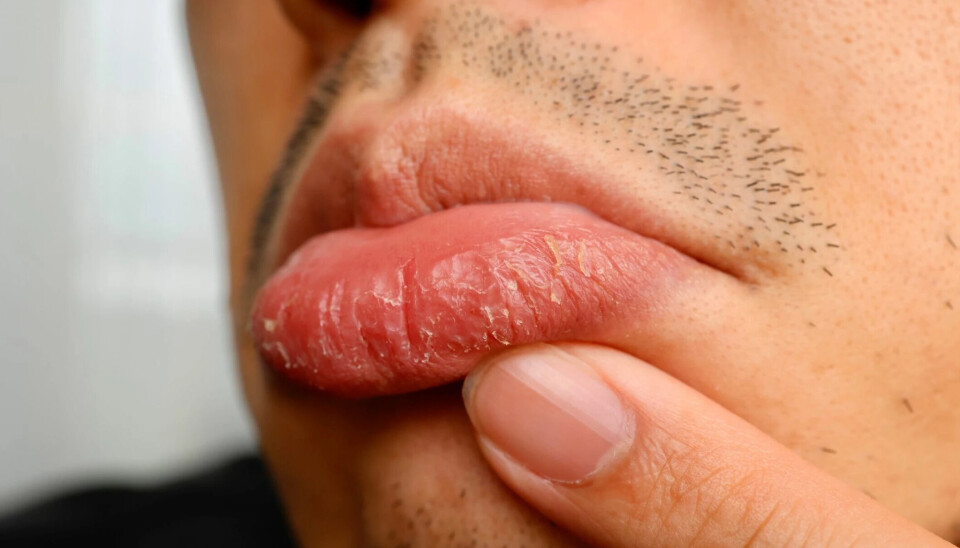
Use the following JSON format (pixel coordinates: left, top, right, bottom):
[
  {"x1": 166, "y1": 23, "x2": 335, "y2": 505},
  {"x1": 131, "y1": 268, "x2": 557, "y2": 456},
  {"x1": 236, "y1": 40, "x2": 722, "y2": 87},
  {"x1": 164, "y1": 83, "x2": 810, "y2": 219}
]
[{"x1": 251, "y1": 202, "x2": 687, "y2": 397}]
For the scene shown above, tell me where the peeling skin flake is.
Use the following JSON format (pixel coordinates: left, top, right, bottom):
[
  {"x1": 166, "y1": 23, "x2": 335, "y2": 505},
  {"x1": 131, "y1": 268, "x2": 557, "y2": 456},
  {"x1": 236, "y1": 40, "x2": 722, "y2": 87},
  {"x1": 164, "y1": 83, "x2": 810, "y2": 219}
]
[{"x1": 544, "y1": 234, "x2": 564, "y2": 275}]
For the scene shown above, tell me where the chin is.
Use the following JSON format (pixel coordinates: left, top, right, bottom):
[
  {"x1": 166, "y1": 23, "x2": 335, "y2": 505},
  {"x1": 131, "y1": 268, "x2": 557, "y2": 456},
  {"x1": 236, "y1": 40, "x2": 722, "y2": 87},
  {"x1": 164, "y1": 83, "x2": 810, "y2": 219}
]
[{"x1": 239, "y1": 340, "x2": 581, "y2": 546}]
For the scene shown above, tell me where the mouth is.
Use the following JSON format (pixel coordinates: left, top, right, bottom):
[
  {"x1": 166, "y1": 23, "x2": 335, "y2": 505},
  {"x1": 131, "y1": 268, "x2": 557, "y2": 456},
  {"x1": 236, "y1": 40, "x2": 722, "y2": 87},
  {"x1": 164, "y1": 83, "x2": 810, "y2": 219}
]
[
  {"x1": 243, "y1": 1, "x2": 841, "y2": 397},
  {"x1": 248, "y1": 97, "x2": 744, "y2": 397}
]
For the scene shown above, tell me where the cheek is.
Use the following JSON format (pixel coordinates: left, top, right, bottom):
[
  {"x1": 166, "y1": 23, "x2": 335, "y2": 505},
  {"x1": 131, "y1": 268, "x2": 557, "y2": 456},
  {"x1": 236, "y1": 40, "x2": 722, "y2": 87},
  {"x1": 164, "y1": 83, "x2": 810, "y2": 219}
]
[{"x1": 188, "y1": 0, "x2": 319, "y2": 309}]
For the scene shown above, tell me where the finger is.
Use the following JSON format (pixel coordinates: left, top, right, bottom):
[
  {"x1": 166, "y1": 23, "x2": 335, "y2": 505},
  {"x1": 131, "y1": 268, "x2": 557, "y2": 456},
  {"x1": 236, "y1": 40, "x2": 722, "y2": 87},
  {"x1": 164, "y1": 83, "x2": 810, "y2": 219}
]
[{"x1": 462, "y1": 343, "x2": 951, "y2": 548}]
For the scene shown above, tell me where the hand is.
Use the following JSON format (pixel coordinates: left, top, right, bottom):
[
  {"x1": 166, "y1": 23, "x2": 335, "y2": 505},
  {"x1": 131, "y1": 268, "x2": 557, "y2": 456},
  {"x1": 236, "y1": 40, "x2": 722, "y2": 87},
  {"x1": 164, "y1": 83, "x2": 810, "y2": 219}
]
[{"x1": 462, "y1": 343, "x2": 953, "y2": 547}]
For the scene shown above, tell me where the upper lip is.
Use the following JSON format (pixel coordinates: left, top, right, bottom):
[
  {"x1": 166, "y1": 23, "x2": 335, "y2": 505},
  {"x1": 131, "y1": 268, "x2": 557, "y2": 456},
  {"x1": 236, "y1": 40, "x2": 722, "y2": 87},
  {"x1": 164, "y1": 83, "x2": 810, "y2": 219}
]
[{"x1": 260, "y1": 95, "x2": 746, "y2": 290}]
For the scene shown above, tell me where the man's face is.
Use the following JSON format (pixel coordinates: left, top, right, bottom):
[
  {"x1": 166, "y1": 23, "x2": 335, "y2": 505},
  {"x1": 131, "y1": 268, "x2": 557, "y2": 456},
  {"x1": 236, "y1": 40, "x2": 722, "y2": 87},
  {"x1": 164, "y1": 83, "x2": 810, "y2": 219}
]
[{"x1": 188, "y1": 0, "x2": 960, "y2": 544}]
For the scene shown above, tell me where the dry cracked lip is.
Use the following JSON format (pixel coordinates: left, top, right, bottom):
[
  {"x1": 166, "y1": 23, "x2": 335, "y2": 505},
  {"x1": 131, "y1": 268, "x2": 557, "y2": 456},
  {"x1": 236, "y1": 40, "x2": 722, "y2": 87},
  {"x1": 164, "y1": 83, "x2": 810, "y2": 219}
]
[{"x1": 250, "y1": 201, "x2": 699, "y2": 397}]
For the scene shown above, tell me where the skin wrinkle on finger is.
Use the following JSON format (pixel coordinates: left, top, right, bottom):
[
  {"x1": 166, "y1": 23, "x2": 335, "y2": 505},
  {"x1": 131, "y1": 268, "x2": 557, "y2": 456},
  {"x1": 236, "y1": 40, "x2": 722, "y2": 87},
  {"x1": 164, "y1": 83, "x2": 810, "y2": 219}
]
[{"x1": 248, "y1": 1, "x2": 841, "y2": 288}]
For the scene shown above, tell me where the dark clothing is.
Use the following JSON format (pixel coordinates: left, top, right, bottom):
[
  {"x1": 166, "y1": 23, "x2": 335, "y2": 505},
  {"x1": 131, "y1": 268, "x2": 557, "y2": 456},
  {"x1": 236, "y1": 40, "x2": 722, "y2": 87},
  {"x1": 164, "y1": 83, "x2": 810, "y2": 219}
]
[{"x1": 0, "y1": 454, "x2": 296, "y2": 547}]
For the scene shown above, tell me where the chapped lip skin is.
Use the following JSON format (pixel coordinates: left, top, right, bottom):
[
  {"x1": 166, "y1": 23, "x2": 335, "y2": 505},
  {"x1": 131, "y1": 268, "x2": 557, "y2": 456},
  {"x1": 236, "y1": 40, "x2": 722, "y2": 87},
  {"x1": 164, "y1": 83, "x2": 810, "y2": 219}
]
[{"x1": 251, "y1": 202, "x2": 693, "y2": 397}]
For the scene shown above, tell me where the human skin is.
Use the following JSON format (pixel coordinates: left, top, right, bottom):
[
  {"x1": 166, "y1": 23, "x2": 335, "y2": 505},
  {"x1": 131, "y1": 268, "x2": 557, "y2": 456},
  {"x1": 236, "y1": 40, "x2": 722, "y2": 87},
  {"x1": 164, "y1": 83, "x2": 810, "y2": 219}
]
[{"x1": 186, "y1": 0, "x2": 960, "y2": 545}]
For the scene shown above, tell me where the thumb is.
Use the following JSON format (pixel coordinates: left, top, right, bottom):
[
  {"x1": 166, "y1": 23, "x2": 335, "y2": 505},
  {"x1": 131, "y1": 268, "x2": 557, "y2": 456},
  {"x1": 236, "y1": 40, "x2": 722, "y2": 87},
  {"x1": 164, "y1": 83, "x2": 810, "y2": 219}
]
[{"x1": 462, "y1": 343, "x2": 951, "y2": 548}]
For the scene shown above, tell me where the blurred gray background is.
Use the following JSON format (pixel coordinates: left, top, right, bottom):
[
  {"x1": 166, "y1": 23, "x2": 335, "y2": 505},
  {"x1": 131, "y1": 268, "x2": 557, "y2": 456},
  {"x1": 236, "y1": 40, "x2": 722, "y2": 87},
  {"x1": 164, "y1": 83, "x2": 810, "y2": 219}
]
[{"x1": 0, "y1": 0, "x2": 255, "y2": 510}]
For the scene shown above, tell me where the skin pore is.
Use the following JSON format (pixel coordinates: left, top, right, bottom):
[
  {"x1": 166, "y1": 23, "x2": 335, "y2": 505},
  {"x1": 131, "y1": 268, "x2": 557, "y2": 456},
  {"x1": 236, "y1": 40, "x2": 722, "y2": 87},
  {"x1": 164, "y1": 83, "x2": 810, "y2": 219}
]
[{"x1": 188, "y1": 0, "x2": 960, "y2": 545}]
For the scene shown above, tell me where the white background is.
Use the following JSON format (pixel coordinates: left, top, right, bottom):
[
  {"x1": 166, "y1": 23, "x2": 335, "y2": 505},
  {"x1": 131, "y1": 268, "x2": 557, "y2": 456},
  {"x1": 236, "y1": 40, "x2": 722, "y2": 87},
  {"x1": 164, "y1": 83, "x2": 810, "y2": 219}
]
[{"x1": 0, "y1": 0, "x2": 255, "y2": 510}]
